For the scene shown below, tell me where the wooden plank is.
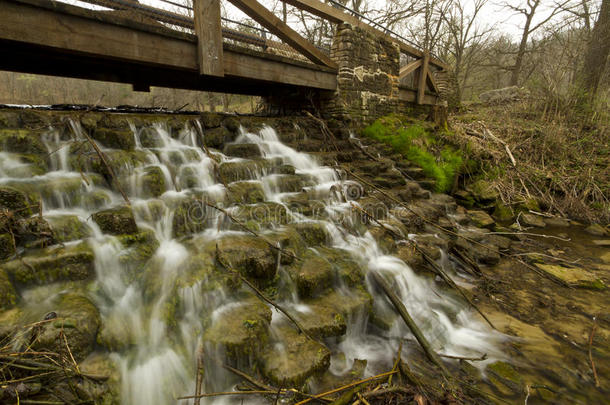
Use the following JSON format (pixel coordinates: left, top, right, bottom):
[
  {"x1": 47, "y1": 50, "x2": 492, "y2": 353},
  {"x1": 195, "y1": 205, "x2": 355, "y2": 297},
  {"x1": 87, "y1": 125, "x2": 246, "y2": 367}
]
[
  {"x1": 227, "y1": 0, "x2": 337, "y2": 68},
  {"x1": 279, "y1": 0, "x2": 449, "y2": 70},
  {"x1": 399, "y1": 59, "x2": 422, "y2": 79},
  {"x1": 417, "y1": 52, "x2": 430, "y2": 105},
  {"x1": 0, "y1": 0, "x2": 337, "y2": 90},
  {"x1": 193, "y1": 0, "x2": 224, "y2": 76},
  {"x1": 399, "y1": 87, "x2": 437, "y2": 105},
  {"x1": 426, "y1": 70, "x2": 439, "y2": 94}
]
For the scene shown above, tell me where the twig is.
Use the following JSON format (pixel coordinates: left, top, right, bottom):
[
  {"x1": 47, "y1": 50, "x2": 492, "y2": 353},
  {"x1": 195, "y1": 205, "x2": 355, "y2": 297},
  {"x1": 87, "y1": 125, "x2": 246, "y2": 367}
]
[
  {"x1": 588, "y1": 317, "x2": 600, "y2": 387},
  {"x1": 294, "y1": 370, "x2": 398, "y2": 405},
  {"x1": 489, "y1": 232, "x2": 571, "y2": 241},
  {"x1": 370, "y1": 270, "x2": 449, "y2": 377},
  {"x1": 215, "y1": 246, "x2": 318, "y2": 344},
  {"x1": 388, "y1": 341, "x2": 403, "y2": 386},
  {"x1": 177, "y1": 390, "x2": 276, "y2": 400},
  {"x1": 222, "y1": 363, "x2": 275, "y2": 392},
  {"x1": 194, "y1": 344, "x2": 204, "y2": 405}
]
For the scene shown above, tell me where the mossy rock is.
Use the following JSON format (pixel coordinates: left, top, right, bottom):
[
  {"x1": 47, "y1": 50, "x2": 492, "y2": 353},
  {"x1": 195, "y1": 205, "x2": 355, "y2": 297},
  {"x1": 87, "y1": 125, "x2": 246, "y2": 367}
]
[
  {"x1": 82, "y1": 189, "x2": 112, "y2": 210},
  {"x1": 486, "y1": 361, "x2": 523, "y2": 397},
  {"x1": 116, "y1": 230, "x2": 160, "y2": 277},
  {"x1": 518, "y1": 197, "x2": 541, "y2": 213},
  {"x1": 78, "y1": 353, "x2": 121, "y2": 405},
  {"x1": 13, "y1": 216, "x2": 55, "y2": 249},
  {"x1": 203, "y1": 297, "x2": 271, "y2": 366},
  {"x1": 492, "y1": 201, "x2": 514, "y2": 222},
  {"x1": 224, "y1": 143, "x2": 262, "y2": 159},
  {"x1": 203, "y1": 127, "x2": 232, "y2": 149},
  {"x1": 261, "y1": 324, "x2": 330, "y2": 387},
  {"x1": 227, "y1": 181, "x2": 265, "y2": 204},
  {"x1": 286, "y1": 251, "x2": 333, "y2": 298},
  {"x1": 74, "y1": 149, "x2": 149, "y2": 179},
  {"x1": 584, "y1": 223, "x2": 608, "y2": 237},
  {"x1": 455, "y1": 231, "x2": 500, "y2": 265},
  {"x1": 0, "y1": 307, "x2": 22, "y2": 341},
  {"x1": 296, "y1": 289, "x2": 372, "y2": 338},
  {"x1": 0, "y1": 233, "x2": 15, "y2": 260},
  {"x1": 92, "y1": 205, "x2": 138, "y2": 235},
  {"x1": 222, "y1": 117, "x2": 240, "y2": 133},
  {"x1": 0, "y1": 185, "x2": 39, "y2": 217},
  {"x1": 0, "y1": 267, "x2": 17, "y2": 310},
  {"x1": 274, "y1": 164, "x2": 296, "y2": 175},
  {"x1": 468, "y1": 180, "x2": 499, "y2": 203},
  {"x1": 171, "y1": 198, "x2": 212, "y2": 238},
  {"x1": 200, "y1": 112, "x2": 223, "y2": 129},
  {"x1": 91, "y1": 128, "x2": 135, "y2": 150},
  {"x1": 534, "y1": 263, "x2": 606, "y2": 290},
  {"x1": 218, "y1": 159, "x2": 275, "y2": 182},
  {"x1": 267, "y1": 174, "x2": 310, "y2": 193},
  {"x1": 216, "y1": 235, "x2": 276, "y2": 281},
  {"x1": 467, "y1": 210, "x2": 495, "y2": 229},
  {"x1": 0, "y1": 153, "x2": 48, "y2": 177},
  {"x1": 47, "y1": 215, "x2": 91, "y2": 243},
  {"x1": 2, "y1": 242, "x2": 95, "y2": 285},
  {"x1": 0, "y1": 129, "x2": 46, "y2": 154},
  {"x1": 520, "y1": 213, "x2": 545, "y2": 228},
  {"x1": 33, "y1": 293, "x2": 101, "y2": 361},
  {"x1": 4, "y1": 175, "x2": 98, "y2": 209},
  {"x1": 288, "y1": 222, "x2": 329, "y2": 246},
  {"x1": 140, "y1": 166, "x2": 167, "y2": 198},
  {"x1": 266, "y1": 227, "x2": 307, "y2": 264},
  {"x1": 232, "y1": 202, "x2": 288, "y2": 230}
]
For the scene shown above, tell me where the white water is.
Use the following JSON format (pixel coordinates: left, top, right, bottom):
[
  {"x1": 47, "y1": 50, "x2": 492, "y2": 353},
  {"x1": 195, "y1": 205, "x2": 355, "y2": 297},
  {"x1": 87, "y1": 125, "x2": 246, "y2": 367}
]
[{"x1": 3, "y1": 120, "x2": 504, "y2": 404}]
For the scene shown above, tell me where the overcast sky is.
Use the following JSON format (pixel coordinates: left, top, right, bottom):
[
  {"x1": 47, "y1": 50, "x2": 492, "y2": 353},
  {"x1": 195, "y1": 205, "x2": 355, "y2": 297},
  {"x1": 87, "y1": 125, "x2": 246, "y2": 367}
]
[{"x1": 67, "y1": 0, "x2": 597, "y2": 41}]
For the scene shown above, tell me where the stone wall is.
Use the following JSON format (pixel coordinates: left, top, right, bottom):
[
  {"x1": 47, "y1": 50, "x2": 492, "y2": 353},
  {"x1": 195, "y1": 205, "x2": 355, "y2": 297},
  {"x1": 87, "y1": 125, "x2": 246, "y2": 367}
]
[{"x1": 322, "y1": 23, "x2": 402, "y2": 126}]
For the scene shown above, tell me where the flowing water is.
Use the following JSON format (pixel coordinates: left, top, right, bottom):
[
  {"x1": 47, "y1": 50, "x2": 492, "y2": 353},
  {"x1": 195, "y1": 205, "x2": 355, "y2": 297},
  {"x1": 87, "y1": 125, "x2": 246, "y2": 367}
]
[{"x1": 1, "y1": 118, "x2": 504, "y2": 403}]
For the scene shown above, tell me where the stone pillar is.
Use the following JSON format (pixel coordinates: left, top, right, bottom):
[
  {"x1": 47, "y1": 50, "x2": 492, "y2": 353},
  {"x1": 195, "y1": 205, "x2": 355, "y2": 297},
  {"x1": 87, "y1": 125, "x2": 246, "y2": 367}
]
[{"x1": 322, "y1": 23, "x2": 401, "y2": 127}]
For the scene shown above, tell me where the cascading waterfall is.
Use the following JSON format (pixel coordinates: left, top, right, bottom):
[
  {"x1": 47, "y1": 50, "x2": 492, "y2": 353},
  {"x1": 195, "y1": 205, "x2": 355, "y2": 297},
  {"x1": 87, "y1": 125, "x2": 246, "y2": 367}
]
[{"x1": 2, "y1": 117, "x2": 504, "y2": 404}]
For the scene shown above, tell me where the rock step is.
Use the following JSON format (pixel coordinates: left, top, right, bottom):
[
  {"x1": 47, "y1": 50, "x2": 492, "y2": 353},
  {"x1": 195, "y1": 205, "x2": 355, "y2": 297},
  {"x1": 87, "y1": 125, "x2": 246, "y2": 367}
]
[{"x1": 223, "y1": 143, "x2": 263, "y2": 159}]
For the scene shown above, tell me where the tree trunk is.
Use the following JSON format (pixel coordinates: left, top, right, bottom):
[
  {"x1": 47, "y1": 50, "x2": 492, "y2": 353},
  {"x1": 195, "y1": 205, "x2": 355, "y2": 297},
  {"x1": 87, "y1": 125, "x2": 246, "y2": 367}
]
[
  {"x1": 510, "y1": 9, "x2": 536, "y2": 86},
  {"x1": 580, "y1": 0, "x2": 610, "y2": 99}
]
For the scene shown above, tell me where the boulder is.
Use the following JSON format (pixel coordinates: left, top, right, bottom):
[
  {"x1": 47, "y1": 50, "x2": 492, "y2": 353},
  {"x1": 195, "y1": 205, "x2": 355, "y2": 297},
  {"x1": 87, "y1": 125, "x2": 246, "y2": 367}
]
[
  {"x1": 479, "y1": 86, "x2": 529, "y2": 104},
  {"x1": 13, "y1": 216, "x2": 55, "y2": 249},
  {"x1": 2, "y1": 243, "x2": 95, "y2": 285},
  {"x1": 92, "y1": 205, "x2": 138, "y2": 235},
  {"x1": 203, "y1": 127, "x2": 232, "y2": 149},
  {"x1": 534, "y1": 263, "x2": 605, "y2": 290},
  {"x1": 91, "y1": 128, "x2": 135, "y2": 150},
  {"x1": 261, "y1": 325, "x2": 330, "y2": 387}
]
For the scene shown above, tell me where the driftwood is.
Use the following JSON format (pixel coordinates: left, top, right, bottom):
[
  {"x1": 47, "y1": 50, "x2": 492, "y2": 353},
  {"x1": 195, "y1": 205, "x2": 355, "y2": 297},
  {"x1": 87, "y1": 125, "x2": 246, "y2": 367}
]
[{"x1": 369, "y1": 270, "x2": 449, "y2": 377}]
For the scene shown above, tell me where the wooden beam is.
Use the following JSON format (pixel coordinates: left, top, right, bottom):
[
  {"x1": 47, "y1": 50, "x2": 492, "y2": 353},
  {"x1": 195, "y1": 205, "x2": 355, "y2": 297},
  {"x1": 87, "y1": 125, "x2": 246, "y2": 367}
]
[
  {"x1": 0, "y1": 0, "x2": 337, "y2": 91},
  {"x1": 417, "y1": 52, "x2": 430, "y2": 105},
  {"x1": 426, "y1": 70, "x2": 439, "y2": 94},
  {"x1": 399, "y1": 59, "x2": 422, "y2": 79},
  {"x1": 193, "y1": 0, "x2": 224, "y2": 76},
  {"x1": 228, "y1": 0, "x2": 337, "y2": 68},
  {"x1": 279, "y1": 0, "x2": 449, "y2": 70},
  {"x1": 399, "y1": 87, "x2": 437, "y2": 105}
]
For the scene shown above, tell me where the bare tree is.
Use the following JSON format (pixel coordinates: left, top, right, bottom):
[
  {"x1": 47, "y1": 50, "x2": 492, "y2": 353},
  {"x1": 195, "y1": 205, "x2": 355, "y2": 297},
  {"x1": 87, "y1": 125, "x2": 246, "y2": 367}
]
[{"x1": 580, "y1": 0, "x2": 609, "y2": 99}]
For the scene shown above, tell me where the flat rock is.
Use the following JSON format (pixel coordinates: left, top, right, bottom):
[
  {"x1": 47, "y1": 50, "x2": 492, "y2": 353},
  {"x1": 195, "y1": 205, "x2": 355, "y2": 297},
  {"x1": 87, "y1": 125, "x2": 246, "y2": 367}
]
[
  {"x1": 224, "y1": 143, "x2": 262, "y2": 159},
  {"x1": 534, "y1": 263, "x2": 605, "y2": 290},
  {"x1": 467, "y1": 210, "x2": 495, "y2": 229},
  {"x1": 261, "y1": 325, "x2": 330, "y2": 386},
  {"x1": 520, "y1": 213, "x2": 546, "y2": 228}
]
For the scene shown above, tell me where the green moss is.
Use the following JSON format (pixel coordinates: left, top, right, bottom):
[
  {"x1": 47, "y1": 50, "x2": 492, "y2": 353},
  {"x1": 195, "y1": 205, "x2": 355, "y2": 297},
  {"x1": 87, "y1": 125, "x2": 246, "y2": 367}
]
[
  {"x1": 92, "y1": 205, "x2": 138, "y2": 235},
  {"x1": 0, "y1": 267, "x2": 17, "y2": 309},
  {"x1": 227, "y1": 181, "x2": 265, "y2": 204},
  {"x1": 0, "y1": 185, "x2": 39, "y2": 217},
  {"x1": 141, "y1": 166, "x2": 166, "y2": 198},
  {"x1": 47, "y1": 215, "x2": 91, "y2": 242},
  {"x1": 362, "y1": 116, "x2": 463, "y2": 192},
  {"x1": 91, "y1": 128, "x2": 136, "y2": 150},
  {"x1": 0, "y1": 129, "x2": 46, "y2": 154}
]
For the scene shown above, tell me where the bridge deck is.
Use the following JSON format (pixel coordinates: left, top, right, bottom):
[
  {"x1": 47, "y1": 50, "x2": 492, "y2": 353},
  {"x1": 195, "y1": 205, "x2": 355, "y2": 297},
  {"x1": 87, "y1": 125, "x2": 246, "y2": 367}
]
[{"x1": 0, "y1": 0, "x2": 338, "y2": 96}]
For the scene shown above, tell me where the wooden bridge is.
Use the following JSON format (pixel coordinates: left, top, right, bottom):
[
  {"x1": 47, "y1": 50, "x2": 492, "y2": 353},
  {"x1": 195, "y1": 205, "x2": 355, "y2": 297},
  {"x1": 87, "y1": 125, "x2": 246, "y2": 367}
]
[{"x1": 0, "y1": 0, "x2": 447, "y2": 105}]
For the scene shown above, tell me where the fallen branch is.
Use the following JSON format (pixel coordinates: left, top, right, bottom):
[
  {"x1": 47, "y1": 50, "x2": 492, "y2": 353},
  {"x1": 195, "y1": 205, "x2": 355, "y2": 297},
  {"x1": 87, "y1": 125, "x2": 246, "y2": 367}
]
[
  {"x1": 215, "y1": 246, "x2": 319, "y2": 344},
  {"x1": 369, "y1": 270, "x2": 449, "y2": 377},
  {"x1": 80, "y1": 130, "x2": 130, "y2": 204},
  {"x1": 177, "y1": 390, "x2": 276, "y2": 400},
  {"x1": 438, "y1": 353, "x2": 488, "y2": 362}
]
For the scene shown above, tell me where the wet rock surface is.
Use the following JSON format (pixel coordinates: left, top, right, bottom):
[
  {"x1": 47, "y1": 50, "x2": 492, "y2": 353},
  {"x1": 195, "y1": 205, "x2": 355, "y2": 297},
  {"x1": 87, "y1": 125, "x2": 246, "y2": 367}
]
[{"x1": 0, "y1": 108, "x2": 607, "y2": 404}]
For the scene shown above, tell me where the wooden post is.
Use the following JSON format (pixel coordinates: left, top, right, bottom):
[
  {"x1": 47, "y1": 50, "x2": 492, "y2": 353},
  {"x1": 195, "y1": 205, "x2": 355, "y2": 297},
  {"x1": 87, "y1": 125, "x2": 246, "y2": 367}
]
[
  {"x1": 193, "y1": 0, "x2": 224, "y2": 77},
  {"x1": 417, "y1": 51, "x2": 429, "y2": 105}
]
